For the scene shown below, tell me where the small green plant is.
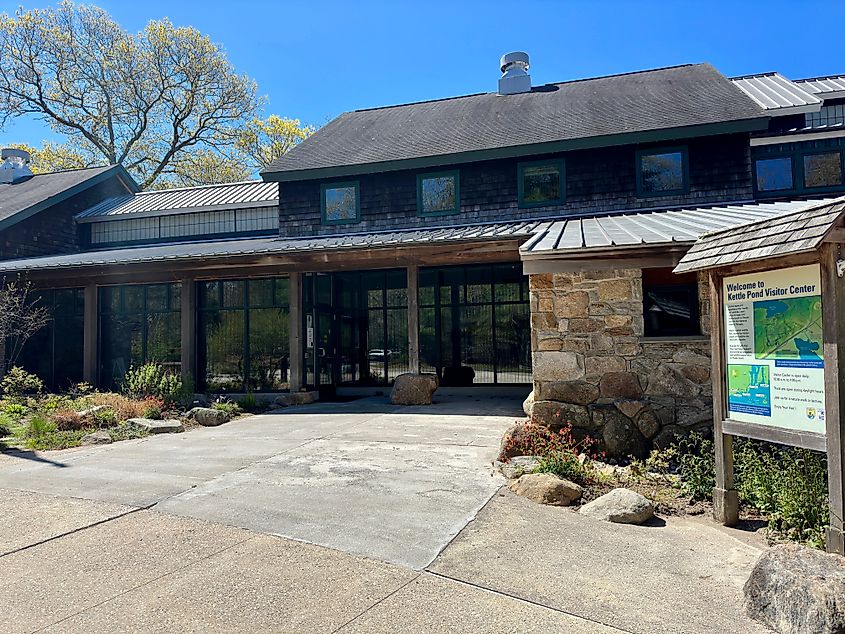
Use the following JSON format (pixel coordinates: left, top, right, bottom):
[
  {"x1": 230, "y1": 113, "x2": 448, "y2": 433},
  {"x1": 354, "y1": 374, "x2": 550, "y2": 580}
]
[
  {"x1": 108, "y1": 423, "x2": 150, "y2": 442},
  {"x1": 674, "y1": 434, "x2": 716, "y2": 501},
  {"x1": 236, "y1": 392, "x2": 259, "y2": 413},
  {"x1": 532, "y1": 424, "x2": 598, "y2": 484},
  {"x1": 142, "y1": 402, "x2": 162, "y2": 420},
  {"x1": 0, "y1": 413, "x2": 13, "y2": 437},
  {"x1": 68, "y1": 382, "x2": 94, "y2": 398},
  {"x1": 3, "y1": 402, "x2": 27, "y2": 421},
  {"x1": 211, "y1": 399, "x2": 241, "y2": 417},
  {"x1": 92, "y1": 407, "x2": 118, "y2": 428},
  {"x1": 0, "y1": 366, "x2": 44, "y2": 399},
  {"x1": 123, "y1": 363, "x2": 183, "y2": 405}
]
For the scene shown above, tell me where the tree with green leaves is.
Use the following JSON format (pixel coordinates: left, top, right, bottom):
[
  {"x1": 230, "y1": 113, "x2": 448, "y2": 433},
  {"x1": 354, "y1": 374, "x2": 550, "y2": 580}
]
[
  {"x1": 237, "y1": 115, "x2": 315, "y2": 171},
  {"x1": 0, "y1": 2, "x2": 260, "y2": 188}
]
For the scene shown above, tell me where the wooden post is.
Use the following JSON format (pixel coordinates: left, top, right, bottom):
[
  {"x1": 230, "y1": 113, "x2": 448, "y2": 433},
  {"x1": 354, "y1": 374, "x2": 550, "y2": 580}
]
[
  {"x1": 407, "y1": 264, "x2": 420, "y2": 373},
  {"x1": 180, "y1": 278, "x2": 197, "y2": 388},
  {"x1": 289, "y1": 272, "x2": 303, "y2": 392},
  {"x1": 82, "y1": 283, "x2": 98, "y2": 385},
  {"x1": 709, "y1": 270, "x2": 739, "y2": 525},
  {"x1": 821, "y1": 243, "x2": 845, "y2": 554}
]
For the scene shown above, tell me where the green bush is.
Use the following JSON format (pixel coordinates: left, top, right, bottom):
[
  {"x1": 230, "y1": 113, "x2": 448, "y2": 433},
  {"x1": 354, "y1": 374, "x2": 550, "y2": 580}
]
[
  {"x1": 92, "y1": 408, "x2": 118, "y2": 428},
  {"x1": 236, "y1": 392, "x2": 259, "y2": 413},
  {"x1": 3, "y1": 402, "x2": 27, "y2": 421},
  {"x1": 123, "y1": 363, "x2": 183, "y2": 405},
  {"x1": 1, "y1": 366, "x2": 44, "y2": 399},
  {"x1": 211, "y1": 400, "x2": 241, "y2": 417},
  {"x1": 108, "y1": 423, "x2": 149, "y2": 442},
  {"x1": 142, "y1": 403, "x2": 162, "y2": 420},
  {"x1": 0, "y1": 413, "x2": 12, "y2": 437},
  {"x1": 507, "y1": 423, "x2": 598, "y2": 484}
]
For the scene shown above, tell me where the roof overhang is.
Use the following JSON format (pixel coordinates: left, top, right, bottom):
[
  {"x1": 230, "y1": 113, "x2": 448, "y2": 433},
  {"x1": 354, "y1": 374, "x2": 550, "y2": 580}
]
[
  {"x1": 75, "y1": 200, "x2": 279, "y2": 223},
  {"x1": 751, "y1": 128, "x2": 845, "y2": 146},
  {"x1": 261, "y1": 118, "x2": 769, "y2": 183}
]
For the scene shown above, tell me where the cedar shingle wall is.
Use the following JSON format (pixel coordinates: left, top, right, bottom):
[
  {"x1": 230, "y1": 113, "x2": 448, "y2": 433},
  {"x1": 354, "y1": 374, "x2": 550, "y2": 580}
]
[{"x1": 278, "y1": 133, "x2": 753, "y2": 237}]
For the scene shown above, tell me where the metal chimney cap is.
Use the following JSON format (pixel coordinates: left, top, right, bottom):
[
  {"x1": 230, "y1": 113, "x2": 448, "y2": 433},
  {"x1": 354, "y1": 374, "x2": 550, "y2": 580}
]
[
  {"x1": 500, "y1": 51, "x2": 530, "y2": 73},
  {"x1": 1, "y1": 147, "x2": 31, "y2": 163}
]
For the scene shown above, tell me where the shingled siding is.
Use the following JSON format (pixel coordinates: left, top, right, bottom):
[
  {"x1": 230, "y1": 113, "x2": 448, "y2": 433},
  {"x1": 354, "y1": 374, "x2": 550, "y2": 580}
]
[
  {"x1": 526, "y1": 269, "x2": 713, "y2": 460},
  {"x1": 279, "y1": 134, "x2": 753, "y2": 236},
  {"x1": 0, "y1": 178, "x2": 128, "y2": 261}
]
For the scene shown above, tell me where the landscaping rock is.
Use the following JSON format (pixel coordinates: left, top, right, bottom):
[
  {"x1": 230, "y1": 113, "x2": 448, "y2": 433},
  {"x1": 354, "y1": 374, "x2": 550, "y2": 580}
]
[
  {"x1": 80, "y1": 429, "x2": 112, "y2": 445},
  {"x1": 508, "y1": 473, "x2": 582, "y2": 506},
  {"x1": 499, "y1": 421, "x2": 526, "y2": 461},
  {"x1": 186, "y1": 407, "x2": 230, "y2": 427},
  {"x1": 390, "y1": 373, "x2": 439, "y2": 405},
  {"x1": 744, "y1": 544, "x2": 845, "y2": 634},
  {"x1": 76, "y1": 405, "x2": 108, "y2": 419},
  {"x1": 522, "y1": 390, "x2": 535, "y2": 417},
  {"x1": 538, "y1": 380, "x2": 599, "y2": 405},
  {"x1": 500, "y1": 456, "x2": 540, "y2": 479},
  {"x1": 580, "y1": 488, "x2": 654, "y2": 524},
  {"x1": 274, "y1": 391, "x2": 319, "y2": 407},
  {"x1": 614, "y1": 399, "x2": 647, "y2": 419},
  {"x1": 532, "y1": 400, "x2": 592, "y2": 429},
  {"x1": 127, "y1": 418, "x2": 183, "y2": 434}
]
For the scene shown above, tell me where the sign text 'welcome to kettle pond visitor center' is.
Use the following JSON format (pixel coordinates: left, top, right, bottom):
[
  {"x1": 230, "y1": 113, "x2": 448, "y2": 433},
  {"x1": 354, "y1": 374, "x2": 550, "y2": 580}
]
[{"x1": 723, "y1": 264, "x2": 824, "y2": 434}]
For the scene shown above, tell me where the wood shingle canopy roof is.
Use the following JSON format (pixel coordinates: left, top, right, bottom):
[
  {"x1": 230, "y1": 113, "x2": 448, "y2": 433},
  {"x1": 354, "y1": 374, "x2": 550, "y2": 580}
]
[{"x1": 674, "y1": 196, "x2": 845, "y2": 273}]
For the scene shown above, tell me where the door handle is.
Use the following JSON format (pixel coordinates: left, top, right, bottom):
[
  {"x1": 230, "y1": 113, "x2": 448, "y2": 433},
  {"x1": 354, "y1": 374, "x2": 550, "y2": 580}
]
[{"x1": 318, "y1": 347, "x2": 327, "y2": 358}]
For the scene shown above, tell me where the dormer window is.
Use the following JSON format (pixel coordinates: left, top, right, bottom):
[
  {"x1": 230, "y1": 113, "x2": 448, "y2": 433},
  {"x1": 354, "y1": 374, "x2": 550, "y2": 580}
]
[
  {"x1": 417, "y1": 171, "x2": 460, "y2": 216},
  {"x1": 321, "y1": 182, "x2": 360, "y2": 225},
  {"x1": 636, "y1": 147, "x2": 689, "y2": 197}
]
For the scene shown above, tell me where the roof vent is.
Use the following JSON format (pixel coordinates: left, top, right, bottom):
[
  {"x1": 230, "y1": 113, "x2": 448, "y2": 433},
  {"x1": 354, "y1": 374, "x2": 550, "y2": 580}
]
[
  {"x1": 498, "y1": 51, "x2": 531, "y2": 96},
  {"x1": 0, "y1": 148, "x2": 33, "y2": 184}
]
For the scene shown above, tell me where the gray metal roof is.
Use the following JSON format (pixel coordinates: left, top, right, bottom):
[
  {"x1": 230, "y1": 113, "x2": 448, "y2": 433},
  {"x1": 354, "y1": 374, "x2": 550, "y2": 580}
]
[
  {"x1": 75, "y1": 180, "x2": 278, "y2": 222},
  {"x1": 794, "y1": 76, "x2": 845, "y2": 97},
  {"x1": 0, "y1": 220, "x2": 542, "y2": 273},
  {"x1": 520, "y1": 198, "x2": 841, "y2": 258},
  {"x1": 262, "y1": 64, "x2": 766, "y2": 181},
  {"x1": 0, "y1": 165, "x2": 137, "y2": 231},
  {"x1": 675, "y1": 197, "x2": 845, "y2": 273},
  {"x1": 730, "y1": 73, "x2": 821, "y2": 113}
]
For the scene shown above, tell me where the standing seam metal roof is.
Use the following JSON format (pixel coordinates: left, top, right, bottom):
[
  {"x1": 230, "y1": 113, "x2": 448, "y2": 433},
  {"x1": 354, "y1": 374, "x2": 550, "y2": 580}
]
[
  {"x1": 730, "y1": 73, "x2": 821, "y2": 111},
  {"x1": 75, "y1": 181, "x2": 278, "y2": 221},
  {"x1": 794, "y1": 76, "x2": 845, "y2": 96}
]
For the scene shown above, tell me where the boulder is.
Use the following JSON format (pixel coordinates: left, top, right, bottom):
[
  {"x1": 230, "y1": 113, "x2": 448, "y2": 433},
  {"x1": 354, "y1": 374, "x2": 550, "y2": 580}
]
[
  {"x1": 744, "y1": 544, "x2": 845, "y2": 634},
  {"x1": 531, "y1": 400, "x2": 592, "y2": 430},
  {"x1": 499, "y1": 421, "x2": 527, "y2": 461},
  {"x1": 500, "y1": 455, "x2": 540, "y2": 479},
  {"x1": 508, "y1": 473, "x2": 583, "y2": 506},
  {"x1": 76, "y1": 405, "x2": 108, "y2": 420},
  {"x1": 596, "y1": 407, "x2": 648, "y2": 459},
  {"x1": 274, "y1": 391, "x2": 319, "y2": 407},
  {"x1": 81, "y1": 429, "x2": 112, "y2": 445},
  {"x1": 127, "y1": 418, "x2": 183, "y2": 434},
  {"x1": 580, "y1": 488, "x2": 654, "y2": 524},
  {"x1": 599, "y1": 372, "x2": 643, "y2": 399},
  {"x1": 186, "y1": 407, "x2": 230, "y2": 427},
  {"x1": 539, "y1": 380, "x2": 599, "y2": 405},
  {"x1": 390, "y1": 373, "x2": 439, "y2": 405},
  {"x1": 441, "y1": 365, "x2": 475, "y2": 387},
  {"x1": 522, "y1": 390, "x2": 535, "y2": 417}
]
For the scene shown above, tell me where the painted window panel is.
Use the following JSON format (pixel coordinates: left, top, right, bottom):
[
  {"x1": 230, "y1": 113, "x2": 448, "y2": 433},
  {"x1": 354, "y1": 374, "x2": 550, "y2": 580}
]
[
  {"x1": 804, "y1": 151, "x2": 843, "y2": 189},
  {"x1": 639, "y1": 150, "x2": 686, "y2": 194},
  {"x1": 755, "y1": 157, "x2": 794, "y2": 192},
  {"x1": 418, "y1": 172, "x2": 459, "y2": 215}
]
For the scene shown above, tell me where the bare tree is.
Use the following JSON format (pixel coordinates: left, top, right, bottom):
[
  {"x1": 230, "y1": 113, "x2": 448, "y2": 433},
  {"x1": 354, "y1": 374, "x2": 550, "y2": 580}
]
[{"x1": 0, "y1": 277, "x2": 50, "y2": 374}]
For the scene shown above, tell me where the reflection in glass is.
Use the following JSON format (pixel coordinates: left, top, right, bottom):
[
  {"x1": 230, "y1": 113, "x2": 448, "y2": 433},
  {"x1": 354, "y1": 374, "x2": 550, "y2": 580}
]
[
  {"x1": 324, "y1": 185, "x2": 358, "y2": 222},
  {"x1": 640, "y1": 151, "x2": 684, "y2": 193},
  {"x1": 804, "y1": 152, "x2": 843, "y2": 188},
  {"x1": 522, "y1": 163, "x2": 561, "y2": 204},
  {"x1": 755, "y1": 157, "x2": 793, "y2": 192},
  {"x1": 420, "y1": 175, "x2": 457, "y2": 214}
]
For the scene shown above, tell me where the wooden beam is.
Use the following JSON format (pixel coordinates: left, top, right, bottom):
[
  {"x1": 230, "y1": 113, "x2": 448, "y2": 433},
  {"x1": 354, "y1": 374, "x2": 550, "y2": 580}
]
[
  {"x1": 825, "y1": 228, "x2": 845, "y2": 244},
  {"x1": 180, "y1": 278, "x2": 197, "y2": 387},
  {"x1": 821, "y1": 243, "x2": 845, "y2": 554},
  {"x1": 709, "y1": 269, "x2": 739, "y2": 526},
  {"x1": 288, "y1": 272, "x2": 303, "y2": 392},
  {"x1": 521, "y1": 249, "x2": 689, "y2": 275},
  {"x1": 82, "y1": 283, "x2": 98, "y2": 385},
  {"x1": 407, "y1": 264, "x2": 420, "y2": 373},
  {"x1": 722, "y1": 419, "x2": 827, "y2": 452}
]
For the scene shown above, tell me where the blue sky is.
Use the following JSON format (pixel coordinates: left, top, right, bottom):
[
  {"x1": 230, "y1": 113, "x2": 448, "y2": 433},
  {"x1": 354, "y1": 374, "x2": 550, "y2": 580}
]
[{"x1": 1, "y1": 0, "x2": 843, "y2": 147}]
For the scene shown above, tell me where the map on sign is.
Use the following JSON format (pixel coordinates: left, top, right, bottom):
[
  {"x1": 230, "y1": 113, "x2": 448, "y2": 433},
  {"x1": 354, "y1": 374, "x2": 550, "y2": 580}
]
[
  {"x1": 753, "y1": 296, "x2": 823, "y2": 362},
  {"x1": 727, "y1": 364, "x2": 771, "y2": 416}
]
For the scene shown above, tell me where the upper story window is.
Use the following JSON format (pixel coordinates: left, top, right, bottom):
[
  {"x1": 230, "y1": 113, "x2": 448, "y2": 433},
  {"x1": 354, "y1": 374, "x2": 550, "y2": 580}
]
[
  {"x1": 804, "y1": 151, "x2": 843, "y2": 188},
  {"x1": 805, "y1": 103, "x2": 845, "y2": 129},
  {"x1": 755, "y1": 156, "x2": 794, "y2": 192},
  {"x1": 321, "y1": 181, "x2": 360, "y2": 225},
  {"x1": 636, "y1": 147, "x2": 689, "y2": 197},
  {"x1": 518, "y1": 160, "x2": 565, "y2": 207},
  {"x1": 753, "y1": 142, "x2": 844, "y2": 197},
  {"x1": 642, "y1": 268, "x2": 700, "y2": 338},
  {"x1": 417, "y1": 171, "x2": 459, "y2": 216}
]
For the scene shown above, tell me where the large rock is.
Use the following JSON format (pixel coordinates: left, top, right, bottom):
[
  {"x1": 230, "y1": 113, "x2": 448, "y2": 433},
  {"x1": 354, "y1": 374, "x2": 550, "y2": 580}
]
[
  {"x1": 538, "y1": 380, "x2": 599, "y2": 405},
  {"x1": 645, "y1": 364, "x2": 701, "y2": 399},
  {"x1": 81, "y1": 429, "x2": 112, "y2": 445},
  {"x1": 499, "y1": 421, "x2": 527, "y2": 461},
  {"x1": 390, "y1": 373, "x2": 439, "y2": 405},
  {"x1": 634, "y1": 409, "x2": 661, "y2": 439},
  {"x1": 580, "y1": 488, "x2": 654, "y2": 524},
  {"x1": 500, "y1": 456, "x2": 541, "y2": 479},
  {"x1": 599, "y1": 372, "x2": 642, "y2": 399},
  {"x1": 594, "y1": 406, "x2": 647, "y2": 459},
  {"x1": 275, "y1": 391, "x2": 319, "y2": 407},
  {"x1": 508, "y1": 473, "x2": 582, "y2": 506},
  {"x1": 744, "y1": 544, "x2": 845, "y2": 634},
  {"x1": 186, "y1": 407, "x2": 230, "y2": 427},
  {"x1": 522, "y1": 390, "x2": 535, "y2": 417},
  {"x1": 531, "y1": 400, "x2": 592, "y2": 430},
  {"x1": 532, "y1": 351, "x2": 585, "y2": 382},
  {"x1": 127, "y1": 418, "x2": 183, "y2": 434}
]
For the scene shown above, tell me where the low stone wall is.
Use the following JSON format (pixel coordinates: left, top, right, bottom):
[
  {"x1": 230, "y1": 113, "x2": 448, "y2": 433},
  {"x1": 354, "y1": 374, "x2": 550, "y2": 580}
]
[{"x1": 527, "y1": 269, "x2": 712, "y2": 458}]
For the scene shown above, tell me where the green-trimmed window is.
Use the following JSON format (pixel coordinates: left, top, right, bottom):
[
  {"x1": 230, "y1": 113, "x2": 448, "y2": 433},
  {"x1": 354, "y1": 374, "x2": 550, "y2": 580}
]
[
  {"x1": 753, "y1": 141, "x2": 845, "y2": 197},
  {"x1": 636, "y1": 147, "x2": 689, "y2": 197},
  {"x1": 417, "y1": 171, "x2": 460, "y2": 216},
  {"x1": 518, "y1": 160, "x2": 564, "y2": 207},
  {"x1": 804, "y1": 151, "x2": 843, "y2": 189},
  {"x1": 755, "y1": 156, "x2": 794, "y2": 192},
  {"x1": 321, "y1": 182, "x2": 360, "y2": 225}
]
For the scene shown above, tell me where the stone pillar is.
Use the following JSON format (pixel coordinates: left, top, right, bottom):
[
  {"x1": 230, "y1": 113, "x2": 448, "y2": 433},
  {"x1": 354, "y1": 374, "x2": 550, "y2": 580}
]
[
  {"x1": 180, "y1": 278, "x2": 197, "y2": 386},
  {"x1": 83, "y1": 282, "x2": 98, "y2": 385},
  {"x1": 289, "y1": 272, "x2": 303, "y2": 392},
  {"x1": 407, "y1": 264, "x2": 420, "y2": 373}
]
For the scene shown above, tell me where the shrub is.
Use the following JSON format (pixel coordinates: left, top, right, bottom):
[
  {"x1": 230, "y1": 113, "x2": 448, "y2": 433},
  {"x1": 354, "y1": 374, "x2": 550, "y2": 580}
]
[
  {"x1": 123, "y1": 363, "x2": 183, "y2": 405},
  {"x1": 0, "y1": 413, "x2": 12, "y2": 437},
  {"x1": 3, "y1": 402, "x2": 27, "y2": 421},
  {"x1": 674, "y1": 434, "x2": 716, "y2": 501},
  {"x1": 92, "y1": 408, "x2": 118, "y2": 428},
  {"x1": 86, "y1": 392, "x2": 148, "y2": 422},
  {"x1": 211, "y1": 399, "x2": 241, "y2": 417},
  {"x1": 108, "y1": 423, "x2": 149, "y2": 442},
  {"x1": 236, "y1": 392, "x2": 259, "y2": 413},
  {"x1": 499, "y1": 421, "x2": 575, "y2": 462},
  {"x1": 142, "y1": 398, "x2": 163, "y2": 420},
  {"x1": 51, "y1": 409, "x2": 85, "y2": 431},
  {"x1": 19, "y1": 414, "x2": 88, "y2": 451},
  {"x1": 68, "y1": 382, "x2": 94, "y2": 398},
  {"x1": 532, "y1": 424, "x2": 598, "y2": 484},
  {"x1": 0, "y1": 366, "x2": 44, "y2": 398}
]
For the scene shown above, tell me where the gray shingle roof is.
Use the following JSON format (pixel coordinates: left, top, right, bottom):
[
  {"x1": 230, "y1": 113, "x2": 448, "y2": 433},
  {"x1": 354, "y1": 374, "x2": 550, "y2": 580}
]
[
  {"x1": 0, "y1": 165, "x2": 136, "y2": 231},
  {"x1": 0, "y1": 220, "x2": 543, "y2": 273},
  {"x1": 730, "y1": 73, "x2": 821, "y2": 112},
  {"x1": 674, "y1": 196, "x2": 845, "y2": 273},
  {"x1": 75, "y1": 180, "x2": 278, "y2": 222},
  {"x1": 520, "y1": 199, "x2": 837, "y2": 258},
  {"x1": 262, "y1": 63, "x2": 765, "y2": 181}
]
